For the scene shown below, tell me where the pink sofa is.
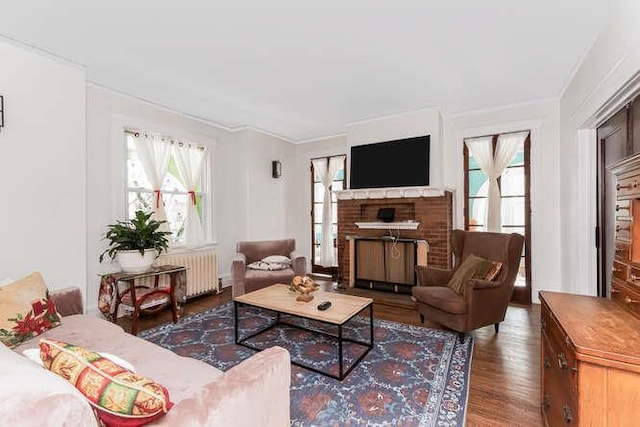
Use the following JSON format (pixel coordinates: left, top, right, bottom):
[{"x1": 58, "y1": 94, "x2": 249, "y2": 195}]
[{"x1": 5, "y1": 287, "x2": 291, "y2": 426}]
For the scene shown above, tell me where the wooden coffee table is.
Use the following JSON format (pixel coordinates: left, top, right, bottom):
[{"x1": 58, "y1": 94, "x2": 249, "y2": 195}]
[{"x1": 234, "y1": 284, "x2": 374, "y2": 380}]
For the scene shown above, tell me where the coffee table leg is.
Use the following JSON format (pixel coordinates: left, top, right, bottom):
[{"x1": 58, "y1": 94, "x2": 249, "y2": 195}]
[
  {"x1": 338, "y1": 324, "x2": 343, "y2": 379},
  {"x1": 234, "y1": 301, "x2": 240, "y2": 344},
  {"x1": 369, "y1": 303, "x2": 374, "y2": 346}
]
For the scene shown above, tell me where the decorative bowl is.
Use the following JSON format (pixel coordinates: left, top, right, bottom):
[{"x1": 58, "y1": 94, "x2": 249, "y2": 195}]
[{"x1": 289, "y1": 276, "x2": 319, "y2": 302}]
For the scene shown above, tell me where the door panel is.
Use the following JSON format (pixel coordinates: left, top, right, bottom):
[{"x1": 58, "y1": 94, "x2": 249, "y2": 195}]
[
  {"x1": 632, "y1": 99, "x2": 640, "y2": 155},
  {"x1": 597, "y1": 108, "x2": 629, "y2": 297}
]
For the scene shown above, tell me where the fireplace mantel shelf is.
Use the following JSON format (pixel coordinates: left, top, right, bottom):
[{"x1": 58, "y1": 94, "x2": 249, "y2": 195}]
[
  {"x1": 355, "y1": 221, "x2": 420, "y2": 230},
  {"x1": 336, "y1": 186, "x2": 454, "y2": 200}
]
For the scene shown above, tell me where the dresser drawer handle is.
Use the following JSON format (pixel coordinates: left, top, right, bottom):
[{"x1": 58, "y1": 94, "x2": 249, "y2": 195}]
[
  {"x1": 558, "y1": 353, "x2": 568, "y2": 369},
  {"x1": 625, "y1": 296, "x2": 638, "y2": 304},
  {"x1": 612, "y1": 267, "x2": 623, "y2": 273},
  {"x1": 562, "y1": 404, "x2": 574, "y2": 423},
  {"x1": 611, "y1": 288, "x2": 619, "y2": 294},
  {"x1": 543, "y1": 394, "x2": 551, "y2": 409},
  {"x1": 540, "y1": 318, "x2": 546, "y2": 331},
  {"x1": 616, "y1": 224, "x2": 630, "y2": 232},
  {"x1": 543, "y1": 356, "x2": 550, "y2": 368},
  {"x1": 616, "y1": 204, "x2": 629, "y2": 212},
  {"x1": 617, "y1": 180, "x2": 638, "y2": 190},
  {"x1": 616, "y1": 247, "x2": 627, "y2": 252}
]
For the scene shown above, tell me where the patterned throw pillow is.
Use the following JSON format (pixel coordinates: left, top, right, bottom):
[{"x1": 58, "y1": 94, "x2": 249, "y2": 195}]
[
  {"x1": 40, "y1": 339, "x2": 173, "y2": 427},
  {"x1": 484, "y1": 261, "x2": 503, "y2": 281},
  {"x1": 261, "y1": 255, "x2": 292, "y2": 265},
  {"x1": 0, "y1": 272, "x2": 61, "y2": 349},
  {"x1": 22, "y1": 348, "x2": 137, "y2": 373},
  {"x1": 446, "y1": 255, "x2": 495, "y2": 295},
  {"x1": 247, "y1": 261, "x2": 290, "y2": 271}
]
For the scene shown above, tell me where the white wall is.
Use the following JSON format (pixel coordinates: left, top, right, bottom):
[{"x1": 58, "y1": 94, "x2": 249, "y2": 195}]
[
  {"x1": 559, "y1": 0, "x2": 640, "y2": 295},
  {"x1": 241, "y1": 128, "x2": 296, "y2": 240},
  {"x1": 0, "y1": 39, "x2": 87, "y2": 293},
  {"x1": 86, "y1": 86, "x2": 295, "y2": 310},
  {"x1": 444, "y1": 99, "x2": 561, "y2": 302}
]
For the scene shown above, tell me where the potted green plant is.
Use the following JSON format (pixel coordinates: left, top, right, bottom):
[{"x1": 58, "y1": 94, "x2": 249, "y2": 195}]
[{"x1": 99, "y1": 210, "x2": 172, "y2": 273}]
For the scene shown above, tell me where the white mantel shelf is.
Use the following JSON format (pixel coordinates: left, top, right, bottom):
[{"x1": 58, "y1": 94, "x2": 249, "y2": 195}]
[
  {"x1": 336, "y1": 186, "x2": 454, "y2": 200},
  {"x1": 355, "y1": 221, "x2": 420, "y2": 230}
]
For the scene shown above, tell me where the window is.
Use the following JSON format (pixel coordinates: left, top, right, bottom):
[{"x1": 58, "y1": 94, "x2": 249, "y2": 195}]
[
  {"x1": 463, "y1": 131, "x2": 531, "y2": 303},
  {"x1": 126, "y1": 132, "x2": 209, "y2": 246},
  {"x1": 311, "y1": 155, "x2": 346, "y2": 274}
]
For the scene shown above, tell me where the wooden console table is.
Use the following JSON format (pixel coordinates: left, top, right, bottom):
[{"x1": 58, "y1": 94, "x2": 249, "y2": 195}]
[{"x1": 98, "y1": 265, "x2": 187, "y2": 335}]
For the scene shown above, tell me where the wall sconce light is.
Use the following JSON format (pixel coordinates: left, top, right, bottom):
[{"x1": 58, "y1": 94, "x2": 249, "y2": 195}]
[
  {"x1": 272, "y1": 160, "x2": 282, "y2": 178},
  {"x1": 0, "y1": 95, "x2": 4, "y2": 132}
]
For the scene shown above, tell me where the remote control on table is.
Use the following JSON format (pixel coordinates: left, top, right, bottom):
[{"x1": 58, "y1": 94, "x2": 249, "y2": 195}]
[{"x1": 317, "y1": 301, "x2": 332, "y2": 311}]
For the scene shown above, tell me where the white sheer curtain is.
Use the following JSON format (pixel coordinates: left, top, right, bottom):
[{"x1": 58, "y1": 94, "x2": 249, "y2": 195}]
[
  {"x1": 173, "y1": 142, "x2": 207, "y2": 245},
  {"x1": 312, "y1": 155, "x2": 345, "y2": 267},
  {"x1": 134, "y1": 134, "x2": 171, "y2": 231},
  {"x1": 465, "y1": 131, "x2": 527, "y2": 231}
]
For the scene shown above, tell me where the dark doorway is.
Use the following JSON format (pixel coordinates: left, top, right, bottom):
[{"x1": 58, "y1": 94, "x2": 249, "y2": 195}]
[{"x1": 596, "y1": 100, "x2": 639, "y2": 297}]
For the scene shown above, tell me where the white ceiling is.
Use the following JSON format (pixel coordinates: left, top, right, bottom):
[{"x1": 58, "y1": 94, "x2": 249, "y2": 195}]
[{"x1": 0, "y1": 0, "x2": 611, "y2": 141}]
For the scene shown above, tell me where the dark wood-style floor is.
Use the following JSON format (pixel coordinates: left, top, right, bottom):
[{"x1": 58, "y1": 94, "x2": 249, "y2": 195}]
[{"x1": 118, "y1": 281, "x2": 542, "y2": 426}]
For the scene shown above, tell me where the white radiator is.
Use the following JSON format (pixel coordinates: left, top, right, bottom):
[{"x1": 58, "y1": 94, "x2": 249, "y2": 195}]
[{"x1": 153, "y1": 249, "x2": 219, "y2": 298}]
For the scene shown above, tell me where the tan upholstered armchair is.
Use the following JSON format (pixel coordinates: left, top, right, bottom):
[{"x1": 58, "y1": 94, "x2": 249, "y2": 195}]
[
  {"x1": 231, "y1": 238, "x2": 307, "y2": 297},
  {"x1": 412, "y1": 230, "x2": 525, "y2": 337}
]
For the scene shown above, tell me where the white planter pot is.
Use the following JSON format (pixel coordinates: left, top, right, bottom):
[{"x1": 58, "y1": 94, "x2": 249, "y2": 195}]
[{"x1": 116, "y1": 249, "x2": 156, "y2": 274}]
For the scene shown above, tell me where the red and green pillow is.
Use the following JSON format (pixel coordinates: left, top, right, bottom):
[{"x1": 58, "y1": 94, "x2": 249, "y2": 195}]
[
  {"x1": 39, "y1": 338, "x2": 173, "y2": 427},
  {"x1": 0, "y1": 272, "x2": 61, "y2": 348}
]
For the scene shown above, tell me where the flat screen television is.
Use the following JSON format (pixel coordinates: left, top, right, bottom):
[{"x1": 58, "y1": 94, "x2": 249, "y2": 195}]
[{"x1": 350, "y1": 135, "x2": 430, "y2": 189}]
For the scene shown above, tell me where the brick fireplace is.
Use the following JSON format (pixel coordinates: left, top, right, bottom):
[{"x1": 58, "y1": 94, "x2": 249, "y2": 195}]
[{"x1": 336, "y1": 187, "x2": 454, "y2": 290}]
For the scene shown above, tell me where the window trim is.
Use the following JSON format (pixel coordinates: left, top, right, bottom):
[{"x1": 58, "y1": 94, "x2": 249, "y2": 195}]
[
  {"x1": 124, "y1": 130, "x2": 211, "y2": 247},
  {"x1": 310, "y1": 155, "x2": 347, "y2": 276},
  {"x1": 463, "y1": 131, "x2": 531, "y2": 304}
]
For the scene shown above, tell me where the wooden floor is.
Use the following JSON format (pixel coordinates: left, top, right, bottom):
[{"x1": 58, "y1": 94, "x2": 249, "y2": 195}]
[{"x1": 119, "y1": 282, "x2": 543, "y2": 426}]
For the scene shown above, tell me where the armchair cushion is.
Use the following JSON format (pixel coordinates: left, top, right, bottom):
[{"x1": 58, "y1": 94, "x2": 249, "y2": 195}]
[
  {"x1": 412, "y1": 286, "x2": 469, "y2": 314},
  {"x1": 445, "y1": 255, "x2": 494, "y2": 295},
  {"x1": 247, "y1": 261, "x2": 290, "y2": 271},
  {"x1": 484, "y1": 261, "x2": 503, "y2": 281},
  {"x1": 261, "y1": 255, "x2": 291, "y2": 264}
]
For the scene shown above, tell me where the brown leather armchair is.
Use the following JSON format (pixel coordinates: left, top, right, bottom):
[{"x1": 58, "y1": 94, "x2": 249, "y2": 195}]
[
  {"x1": 231, "y1": 238, "x2": 307, "y2": 297},
  {"x1": 412, "y1": 230, "x2": 525, "y2": 336}
]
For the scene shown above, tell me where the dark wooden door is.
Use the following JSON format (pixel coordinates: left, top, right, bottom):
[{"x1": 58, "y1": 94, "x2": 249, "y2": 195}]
[
  {"x1": 632, "y1": 97, "x2": 640, "y2": 154},
  {"x1": 597, "y1": 108, "x2": 629, "y2": 297}
]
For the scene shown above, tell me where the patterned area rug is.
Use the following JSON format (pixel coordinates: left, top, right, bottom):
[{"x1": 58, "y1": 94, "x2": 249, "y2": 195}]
[{"x1": 139, "y1": 302, "x2": 473, "y2": 426}]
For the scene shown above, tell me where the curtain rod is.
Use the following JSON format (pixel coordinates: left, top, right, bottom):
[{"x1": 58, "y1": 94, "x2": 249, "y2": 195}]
[
  {"x1": 463, "y1": 129, "x2": 531, "y2": 141},
  {"x1": 124, "y1": 129, "x2": 206, "y2": 150},
  {"x1": 310, "y1": 154, "x2": 347, "y2": 161}
]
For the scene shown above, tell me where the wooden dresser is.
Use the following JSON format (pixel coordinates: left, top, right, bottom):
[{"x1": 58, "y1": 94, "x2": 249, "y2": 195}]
[
  {"x1": 610, "y1": 153, "x2": 640, "y2": 313},
  {"x1": 540, "y1": 291, "x2": 640, "y2": 426},
  {"x1": 539, "y1": 154, "x2": 640, "y2": 425}
]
